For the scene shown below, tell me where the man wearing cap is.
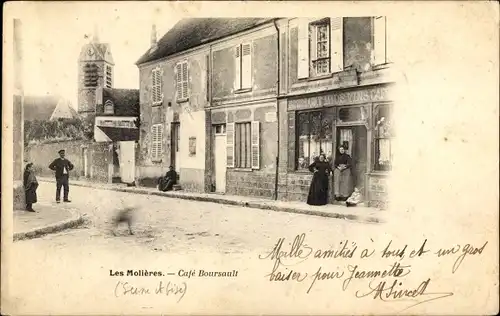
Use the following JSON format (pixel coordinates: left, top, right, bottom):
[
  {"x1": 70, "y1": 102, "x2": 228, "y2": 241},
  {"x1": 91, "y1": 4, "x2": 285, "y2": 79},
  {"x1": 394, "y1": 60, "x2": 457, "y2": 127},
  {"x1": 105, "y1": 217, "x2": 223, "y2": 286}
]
[{"x1": 49, "y1": 149, "x2": 74, "y2": 203}]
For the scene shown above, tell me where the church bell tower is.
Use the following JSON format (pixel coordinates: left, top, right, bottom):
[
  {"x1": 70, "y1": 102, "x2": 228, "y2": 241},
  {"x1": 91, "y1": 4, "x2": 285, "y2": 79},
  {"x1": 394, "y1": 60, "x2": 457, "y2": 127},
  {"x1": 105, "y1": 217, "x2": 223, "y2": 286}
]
[{"x1": 77, "y1": 26, "x2": 114, "y2": 118}]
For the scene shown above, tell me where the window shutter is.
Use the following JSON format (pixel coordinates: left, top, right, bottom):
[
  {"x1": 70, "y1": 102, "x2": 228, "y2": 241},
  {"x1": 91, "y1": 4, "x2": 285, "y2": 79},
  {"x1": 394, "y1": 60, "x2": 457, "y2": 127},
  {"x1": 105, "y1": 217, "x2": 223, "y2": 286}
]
[
  {"x1": 234, "y1": 45, "x2": 241, "y2": 90},
  {"x1": 297, "y1": 19, "x2": 309, "y2": 79},
  {"x1": 330, "y1": 17, "x2": 344, "y2": 72},
  {"x1": 251, "y1": 121, "x2": 260, "y2": 169},
  {"x1": 152, "y1": 69, "x2": 157, "y2": 103},
  {"x1": 182, "y1": 61, "x2": 189, "y2": 99},
  {"x1": 151, "y1": 125, "x2": 157, "y2": 159},
  {"x1": 159, "y1": 68, "x2": 164, "y2": 102},
  {"x1": 226, "y1": 122, "x2": 235, "y2": 168},
  {"x1": 310, "y1": 25, "x2": 317, "y2": 62},
  {"x1": 158, "y1": 126, "x2": 163, "y2": 158},
  {"x1": 373, "y1": 16, "x2": 387, "y2": 65},
  {"x1": 241, "y1": 43, "x2": 252, "y2": 89},
  {"x1": 175, "y1": 63, "x2": 182, "y2": 99}
]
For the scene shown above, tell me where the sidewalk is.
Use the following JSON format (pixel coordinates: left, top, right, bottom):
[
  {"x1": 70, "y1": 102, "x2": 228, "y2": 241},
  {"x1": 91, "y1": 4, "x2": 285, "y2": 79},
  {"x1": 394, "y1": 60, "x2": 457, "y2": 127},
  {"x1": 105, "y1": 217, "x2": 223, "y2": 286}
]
[
  {"x1": 14, "y1": 202, "x2": 85, "y2": 241},
  {"x1": 38, "y1": 177, "x2": 387, "y2": 224}
]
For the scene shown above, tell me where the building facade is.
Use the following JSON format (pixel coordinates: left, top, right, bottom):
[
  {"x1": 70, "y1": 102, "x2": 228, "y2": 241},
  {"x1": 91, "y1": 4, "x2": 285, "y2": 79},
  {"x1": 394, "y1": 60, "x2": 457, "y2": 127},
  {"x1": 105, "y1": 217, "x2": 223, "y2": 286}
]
[
  {"x1": 276, "y1": 17, "x2": 394, "y2": 207},
  {"x1": 136, "y1": 17, "x2": 394, "y2": 206},
  {"x1": 135, "y1": 19, "x2": 276, "y2": 194}
]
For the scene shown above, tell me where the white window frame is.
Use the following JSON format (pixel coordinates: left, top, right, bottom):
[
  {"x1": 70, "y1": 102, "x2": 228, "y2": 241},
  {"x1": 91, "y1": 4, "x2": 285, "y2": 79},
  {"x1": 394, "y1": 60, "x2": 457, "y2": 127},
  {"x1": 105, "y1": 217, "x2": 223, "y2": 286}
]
[
  {"x1": 175, "y1": 60, "x2": 189, "y2": 101},
  {"x1": 151, "y1": 123, "x2": 164, "y2": 161},
  {"x1": 226, "y1": 121, "x2": 259, "y2": 170},
  {"x1": 311, "y1": 21, "x2": 330, "y2": 76},
  {"x1": 151, "y1": 66, "x2": 163, "y2": 106}
]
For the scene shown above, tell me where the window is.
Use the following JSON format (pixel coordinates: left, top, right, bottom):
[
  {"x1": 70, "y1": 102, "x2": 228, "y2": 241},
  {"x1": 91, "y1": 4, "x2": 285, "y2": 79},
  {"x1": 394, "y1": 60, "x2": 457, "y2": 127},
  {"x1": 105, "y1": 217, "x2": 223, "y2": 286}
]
[
  {"x1": 311, "y1": 21, "x2": 330, "y2": 75},
  {"x1": 374, "y1": 104, "x2": 393, "y2": 171},
  {"x1": 234, "y1": 43, "x2": 252, "y2": 90},
  {"x1": 104, "y1": 100, "x2": 114, "y2": 114},
  {"x1": 226, "y1": 121, "x2": 259, "y2": 169},
  {"x1": 214, "y1": 124, "x2": 226, "y2": 135},
  {"x1": 105, "y1": 65, "x2": 112, "y2": 88},
  {"x1": 189, "y1": 137, "x2": 196, "y2": 156},
  {"x1": 296, "y1": 109, "x2": 334, "y2": 170},
  {"x1": 83, "y1": 63, "x2": 99, "y2": 87},
  {"x1": 175, "y1": 61, "x2": 189, "y2": 101},
  {"x1": 151, "y1": 66, "x2": 163, "y2": 105},
  {"x1": 151, "y1": 124, "x2": 163, "y2": 161},
  {"x1": 298, "y1": 17, "x2": 343, "y2": 79}
]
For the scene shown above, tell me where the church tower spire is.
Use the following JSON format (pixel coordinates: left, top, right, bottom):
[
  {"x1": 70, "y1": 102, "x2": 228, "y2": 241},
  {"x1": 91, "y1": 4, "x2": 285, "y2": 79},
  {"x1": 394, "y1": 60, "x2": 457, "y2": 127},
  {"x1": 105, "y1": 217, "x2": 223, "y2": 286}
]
[{"x1": 92, "y1": 24, "x2": 100, "y2": 43}]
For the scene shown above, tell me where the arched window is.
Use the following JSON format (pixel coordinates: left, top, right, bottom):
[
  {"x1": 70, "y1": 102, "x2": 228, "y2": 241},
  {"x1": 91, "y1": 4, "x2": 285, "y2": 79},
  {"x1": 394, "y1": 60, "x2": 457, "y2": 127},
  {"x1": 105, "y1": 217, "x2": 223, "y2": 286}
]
[{"x1": 104, "y1": 100, "x2": 114, "y2": 114}]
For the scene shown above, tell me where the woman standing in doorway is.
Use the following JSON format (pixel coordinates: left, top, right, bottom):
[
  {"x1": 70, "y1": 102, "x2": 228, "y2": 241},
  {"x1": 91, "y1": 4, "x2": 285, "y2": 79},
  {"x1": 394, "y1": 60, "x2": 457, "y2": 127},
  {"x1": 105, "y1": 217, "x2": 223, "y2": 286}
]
[
  {"x1": 333, "y1": 146, "x2": 354, "y2": 201},
  {"x1": 23, "y1": 163, "x2": 39, "y2": 212},
  {"x1": 306, "y1": 153, "x2": 332, "y2": 206}
]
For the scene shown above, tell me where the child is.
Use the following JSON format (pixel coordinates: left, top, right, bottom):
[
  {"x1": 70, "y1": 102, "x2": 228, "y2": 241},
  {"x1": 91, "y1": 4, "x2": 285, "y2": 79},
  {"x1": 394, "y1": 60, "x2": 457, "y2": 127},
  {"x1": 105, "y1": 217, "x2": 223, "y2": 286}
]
[
  {"x1": 23, "y1": 163, "x2": 38, "y2": 212},
  {"x1": 346, "y1": 187, "x2": 363, "y2": 207}
]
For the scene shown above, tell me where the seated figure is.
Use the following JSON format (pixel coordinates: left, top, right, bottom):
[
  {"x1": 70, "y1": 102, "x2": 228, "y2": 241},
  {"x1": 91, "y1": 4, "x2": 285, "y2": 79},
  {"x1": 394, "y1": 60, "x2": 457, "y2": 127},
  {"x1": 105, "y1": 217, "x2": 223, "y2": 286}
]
[
  {"x1": 346, "y1": 187, "x2": 363, "y2": 207},
  {"x1": 158, "y1": 166, "x2": 178, "y2": 192}
]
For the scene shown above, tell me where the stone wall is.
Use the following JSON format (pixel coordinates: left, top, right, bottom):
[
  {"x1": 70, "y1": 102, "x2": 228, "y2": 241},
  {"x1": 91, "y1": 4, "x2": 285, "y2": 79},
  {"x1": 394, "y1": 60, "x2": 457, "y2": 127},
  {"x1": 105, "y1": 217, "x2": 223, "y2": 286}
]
[
  {"x1": 24, "y1": 139, "x2": 111, "y2": 183},
  {"x1": 226, "y1": 170, "x2": 276, "y2": 198},
  {"x1": 368, "y1": 174, "x2": 389, "y2": 208}
]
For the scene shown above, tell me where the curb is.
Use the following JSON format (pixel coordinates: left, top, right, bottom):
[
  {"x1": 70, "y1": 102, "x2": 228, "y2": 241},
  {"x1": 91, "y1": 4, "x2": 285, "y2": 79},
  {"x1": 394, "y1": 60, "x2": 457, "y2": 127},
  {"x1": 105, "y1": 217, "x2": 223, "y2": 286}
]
[
  {"x1": 39, "y1": 179, "x2": 384, "y2": 224},
  {"x1": 14, "y1": 208, "x2": 87, "y2": 242}
]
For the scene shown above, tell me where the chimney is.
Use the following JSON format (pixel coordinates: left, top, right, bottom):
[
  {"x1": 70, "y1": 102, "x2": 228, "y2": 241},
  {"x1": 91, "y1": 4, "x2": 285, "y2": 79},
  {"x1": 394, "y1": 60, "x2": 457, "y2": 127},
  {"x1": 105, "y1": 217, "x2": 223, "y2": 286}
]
[{"x1": 151, "y1": 24, "x2": 158, "y2": 51}]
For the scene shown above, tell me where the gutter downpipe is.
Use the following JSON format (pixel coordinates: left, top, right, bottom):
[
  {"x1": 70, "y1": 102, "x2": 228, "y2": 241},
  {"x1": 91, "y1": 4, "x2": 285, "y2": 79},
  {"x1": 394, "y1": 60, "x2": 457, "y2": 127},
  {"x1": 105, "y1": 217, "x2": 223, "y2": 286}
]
[{"x1": 273, "y1": 19, "x2": 280, "y2": 201}]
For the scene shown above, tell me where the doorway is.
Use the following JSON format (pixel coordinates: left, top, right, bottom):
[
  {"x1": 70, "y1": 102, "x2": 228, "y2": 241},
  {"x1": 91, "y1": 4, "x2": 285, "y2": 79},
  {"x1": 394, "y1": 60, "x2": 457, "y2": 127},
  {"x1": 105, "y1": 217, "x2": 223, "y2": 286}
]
[
  {"x1": 171, "y1": 123, "x2": 180, "y2": 173},
  {"x1": 336, "y1": 125, "x2": 368, "y2": 194},
  {"x1": 213, "y1": 124, "x2": 227, "y2": 193},
  {"x1": 119, "y1": 141, "x2": 135, "y2": 184}
]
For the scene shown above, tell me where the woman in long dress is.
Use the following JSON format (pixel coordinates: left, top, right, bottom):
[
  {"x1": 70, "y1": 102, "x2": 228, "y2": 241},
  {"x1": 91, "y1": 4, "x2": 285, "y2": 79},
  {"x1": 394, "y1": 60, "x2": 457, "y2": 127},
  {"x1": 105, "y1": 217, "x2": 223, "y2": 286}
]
[
  {"x1": 23, "y1": 163, "x2": 38, "y2": 212},
  {"x1": 333, "y1": 146, "x2": 354, "y2": 201},
  {"x1": 307, "y1": 154, "x2": 332, "y2": 206}
]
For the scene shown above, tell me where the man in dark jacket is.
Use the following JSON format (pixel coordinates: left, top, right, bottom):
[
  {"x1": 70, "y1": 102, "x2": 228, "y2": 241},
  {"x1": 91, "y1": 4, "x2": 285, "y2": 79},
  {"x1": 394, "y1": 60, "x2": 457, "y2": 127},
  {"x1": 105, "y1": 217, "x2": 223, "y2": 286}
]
[{"x1": 49, "y1": 149, "x2": 74, "y2": 203}]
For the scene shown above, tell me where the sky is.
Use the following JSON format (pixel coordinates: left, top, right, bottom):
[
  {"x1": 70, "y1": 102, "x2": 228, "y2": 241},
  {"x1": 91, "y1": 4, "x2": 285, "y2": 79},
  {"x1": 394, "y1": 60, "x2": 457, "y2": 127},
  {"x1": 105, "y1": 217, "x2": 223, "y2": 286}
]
[{"x1": 18, "y1": 2, "x2": 180, "y2": 109}]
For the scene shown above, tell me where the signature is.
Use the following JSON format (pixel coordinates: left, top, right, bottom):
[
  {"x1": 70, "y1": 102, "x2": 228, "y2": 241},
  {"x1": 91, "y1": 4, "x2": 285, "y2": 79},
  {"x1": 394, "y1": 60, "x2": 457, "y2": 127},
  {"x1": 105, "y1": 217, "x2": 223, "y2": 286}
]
[
  {"x1": 114, "y1": 280, "x2": 188, "y2": 303},
  {"x1": 355, "y1": 278, "x2": 453, "y2": 312},
  {"x1": 259, "y1": 233, "x2": 313, "y2": 271}
]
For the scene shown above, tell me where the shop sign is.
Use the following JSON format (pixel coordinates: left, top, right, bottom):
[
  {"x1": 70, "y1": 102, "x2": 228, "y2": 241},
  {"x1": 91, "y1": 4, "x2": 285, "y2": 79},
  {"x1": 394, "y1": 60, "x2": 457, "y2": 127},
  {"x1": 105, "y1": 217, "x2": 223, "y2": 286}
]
[{"x1": 289, "y1": 86, "x2": 391, "y2": 111}]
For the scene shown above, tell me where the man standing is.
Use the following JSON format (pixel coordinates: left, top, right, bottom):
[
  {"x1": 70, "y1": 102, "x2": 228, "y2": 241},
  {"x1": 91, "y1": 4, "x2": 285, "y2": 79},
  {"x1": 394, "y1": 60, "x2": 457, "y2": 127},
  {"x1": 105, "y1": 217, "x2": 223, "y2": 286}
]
[{"x1": 49, "y1": 149, "x2": 74, "y2": 203}]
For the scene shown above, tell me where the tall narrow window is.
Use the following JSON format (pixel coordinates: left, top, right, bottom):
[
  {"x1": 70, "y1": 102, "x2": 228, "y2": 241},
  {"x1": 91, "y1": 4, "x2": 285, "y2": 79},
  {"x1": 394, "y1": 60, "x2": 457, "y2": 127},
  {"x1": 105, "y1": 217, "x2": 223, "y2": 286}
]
[
  {"x1": 311, "y1": 20, "x2": 330, "y2": 76},
  {"x1": 151, "y1": 124, "x2": 163, "y2": 161},
  {"x1": 176, "y1": 61, "x2": 189, "y2": 101},
  {"x1": 234, "y1": 43, "x2": 252, "y2": 90},
  {"x1": 151, "y1": 67, "x2": 163, "y2": 105},
  {"x1": 105, "y1": 65, "x2": 113, "y2": 88}
]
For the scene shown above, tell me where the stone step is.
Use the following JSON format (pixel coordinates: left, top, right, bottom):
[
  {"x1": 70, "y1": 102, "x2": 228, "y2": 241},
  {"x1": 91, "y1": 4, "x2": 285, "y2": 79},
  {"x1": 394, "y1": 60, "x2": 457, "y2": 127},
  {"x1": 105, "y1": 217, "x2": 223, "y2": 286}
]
[{"x1": 172, "y1": 184, "x2": 182, "y2": 191}]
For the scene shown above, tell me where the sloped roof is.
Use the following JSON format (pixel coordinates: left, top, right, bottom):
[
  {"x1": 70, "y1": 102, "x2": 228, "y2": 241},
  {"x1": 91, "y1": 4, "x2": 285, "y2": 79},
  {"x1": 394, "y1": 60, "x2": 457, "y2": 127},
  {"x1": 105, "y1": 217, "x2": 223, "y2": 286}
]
[
  {"x1": 98, "y1": 126, "x2": 139, "y2": 141},
  {"x1": 136, "y1": 18, "x2": 275, "y2": 65},
  {"x1": 24, "y1": 95, "x2": 60, "y2": 121},
  {"x1": 101, "y1": 88, "x2": 140, "y2": 117}
]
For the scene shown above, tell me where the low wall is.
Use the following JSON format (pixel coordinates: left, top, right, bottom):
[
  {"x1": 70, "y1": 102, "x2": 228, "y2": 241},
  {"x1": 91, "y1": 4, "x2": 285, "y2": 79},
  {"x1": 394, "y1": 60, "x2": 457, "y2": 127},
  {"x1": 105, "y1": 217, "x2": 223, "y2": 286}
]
[
  {"x1": 25, "y1": 140, "x2": 89, "y2": 178},
  {"x1": 226, "y1": 170, "x2": 276, "y2": 199}
]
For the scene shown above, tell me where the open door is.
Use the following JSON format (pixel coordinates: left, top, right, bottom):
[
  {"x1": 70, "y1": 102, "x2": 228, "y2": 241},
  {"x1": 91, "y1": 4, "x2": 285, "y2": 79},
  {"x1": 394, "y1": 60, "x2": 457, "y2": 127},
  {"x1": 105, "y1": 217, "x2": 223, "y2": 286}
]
[{"x1": 336, "y1": 126, "x2": 368, "y2": 192}]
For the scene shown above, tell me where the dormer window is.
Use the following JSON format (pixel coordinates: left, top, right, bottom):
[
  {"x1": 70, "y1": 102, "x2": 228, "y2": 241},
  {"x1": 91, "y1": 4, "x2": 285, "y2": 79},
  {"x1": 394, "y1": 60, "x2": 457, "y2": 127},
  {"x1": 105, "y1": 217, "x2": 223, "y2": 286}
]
[{"x1": 104, "y1": 100, "x2": 114, "y2": 114}]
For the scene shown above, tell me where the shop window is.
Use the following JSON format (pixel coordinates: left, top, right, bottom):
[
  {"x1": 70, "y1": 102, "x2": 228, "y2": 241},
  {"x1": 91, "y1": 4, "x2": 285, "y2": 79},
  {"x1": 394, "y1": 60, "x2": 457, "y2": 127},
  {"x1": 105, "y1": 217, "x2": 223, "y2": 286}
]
[
  {"x1": 374, "y1": 104, "x2": 393, "y2": 171},
  {"x1": 296, "y1": 109, "x2": 334, "y2": 170}
]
